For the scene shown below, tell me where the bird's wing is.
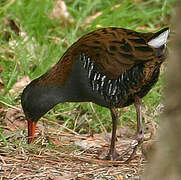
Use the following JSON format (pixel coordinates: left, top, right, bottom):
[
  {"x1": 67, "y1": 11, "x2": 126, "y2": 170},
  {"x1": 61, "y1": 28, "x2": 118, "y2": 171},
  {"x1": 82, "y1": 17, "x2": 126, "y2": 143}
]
[{"x1": 72, "y1": 28, "x2": 157, "y2": 79}]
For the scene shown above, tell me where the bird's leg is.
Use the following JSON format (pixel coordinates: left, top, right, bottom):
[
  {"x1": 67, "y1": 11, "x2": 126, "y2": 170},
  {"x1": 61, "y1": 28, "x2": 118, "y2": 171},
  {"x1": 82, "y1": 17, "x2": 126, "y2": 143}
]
[
  {"x1": 124, "y1": 96, "x2": 144, "y2": 163},
  {"x1": 113, "y1": 96, "x2": 144, "y2": 162},
  {"x1": 103, "y1": 107, "x2": 120, "y2": 160},
  {"x1": 134, "y1": 96, "x2": 144, "y2": 144}
]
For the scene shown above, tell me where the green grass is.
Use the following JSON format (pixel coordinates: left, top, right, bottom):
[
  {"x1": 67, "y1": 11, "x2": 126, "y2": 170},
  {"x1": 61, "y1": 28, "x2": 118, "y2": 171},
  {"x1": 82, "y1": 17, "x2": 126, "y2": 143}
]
[{"x1": 0, "y1": 0, "x2": 176, "y2": 136}]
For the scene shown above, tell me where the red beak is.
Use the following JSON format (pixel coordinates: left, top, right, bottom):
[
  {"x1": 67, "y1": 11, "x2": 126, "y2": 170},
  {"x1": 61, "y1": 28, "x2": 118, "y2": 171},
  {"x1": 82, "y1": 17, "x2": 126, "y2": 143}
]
[{"x1": 28, "y1": 119, "x2": 37, "y2": 144}]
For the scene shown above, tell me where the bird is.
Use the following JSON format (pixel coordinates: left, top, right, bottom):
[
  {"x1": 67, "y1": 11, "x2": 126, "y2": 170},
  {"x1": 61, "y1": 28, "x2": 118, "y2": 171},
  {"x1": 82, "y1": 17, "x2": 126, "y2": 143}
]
[{"x1": 21, "y1": 27, "x2": 169, "y2": 162}]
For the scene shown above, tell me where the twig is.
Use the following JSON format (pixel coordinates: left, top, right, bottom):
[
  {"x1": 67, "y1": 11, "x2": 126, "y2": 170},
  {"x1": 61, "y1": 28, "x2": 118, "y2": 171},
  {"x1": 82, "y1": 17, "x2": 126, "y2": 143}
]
[
  {"x1": 89, "y1": 102, "x2": 107, "y2": 134},
  {"x1": 33, "y1": 153, "x2": 125, "y2": 166},
  {"x1": 2, "y1": 0, "x2": 16, "y2": 10},
  {"x1": 0, "y1": 100, "x2": 21, "y2": 111},
  {"x1": 42, "y1": 117, "x2": 80, "y2": 136},
  {"x1": 73, "y1": 113, "x2": 80, "y2": 131},
  {"x1": 78, "y1": 167, "x2": 108, "y2": 176},
  {"x1": 0, "y1": 155, "x2": 6, "y2": 164},
  {"x1": 12, "y1": 173, "x2": 23, "y2": 180}
]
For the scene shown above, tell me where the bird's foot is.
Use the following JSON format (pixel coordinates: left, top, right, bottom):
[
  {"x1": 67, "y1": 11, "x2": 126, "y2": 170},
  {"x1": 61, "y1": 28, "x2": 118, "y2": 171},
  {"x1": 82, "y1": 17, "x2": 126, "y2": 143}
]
[
  {"x1": 120, "y1": 132, "x2": 144, "y2": 163},
  {"x1": 102, "y1": 140, "x2": 139, "y2": 162},
  {"x1": 119, "y1": 139, "x2": 139, "y2": 163},
  {"x1": 103, "y1": 133, "x2": 144, "y2": 162}
]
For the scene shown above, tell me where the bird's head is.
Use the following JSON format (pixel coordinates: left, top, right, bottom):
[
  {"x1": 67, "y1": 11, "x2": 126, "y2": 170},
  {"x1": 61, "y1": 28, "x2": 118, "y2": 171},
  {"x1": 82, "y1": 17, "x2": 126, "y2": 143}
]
[{"x1": 21, "y1": 78, "x2": 63, "y2": 143}]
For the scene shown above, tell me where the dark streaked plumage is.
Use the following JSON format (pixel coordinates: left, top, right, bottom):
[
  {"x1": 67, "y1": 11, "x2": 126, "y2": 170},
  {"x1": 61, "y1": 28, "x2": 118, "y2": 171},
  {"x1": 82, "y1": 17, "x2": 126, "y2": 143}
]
[{"x1": 21, "y1": 27, "x2": 169, "y2": 162}]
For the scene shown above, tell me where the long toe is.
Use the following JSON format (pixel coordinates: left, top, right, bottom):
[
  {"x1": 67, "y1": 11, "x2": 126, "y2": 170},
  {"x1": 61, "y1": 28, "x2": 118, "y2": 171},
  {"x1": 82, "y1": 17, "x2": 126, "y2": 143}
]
[{"x1": 114, "y1": 139, "x2": 139, "y2": 162}]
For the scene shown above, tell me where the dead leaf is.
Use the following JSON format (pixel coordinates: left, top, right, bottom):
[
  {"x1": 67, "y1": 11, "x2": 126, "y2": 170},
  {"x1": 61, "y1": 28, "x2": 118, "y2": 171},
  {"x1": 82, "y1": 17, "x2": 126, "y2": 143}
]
[
  {"x1": 144, "y1": 122, "x2": 158, "y2": 140},
  {"x1": 0, "y1": 66, "x2": 4, "y2": 93},
  {"x1": 84, "y1": 4, "x2": 121, "y2": 25},
  {"x1": 49, "y1": 0, "x2": 74, "y2": 25},
  {"x1": 75, "y1": 135, "x2": 109, "y2": 150},
  {"x1": 75, "y1": 139, "x2": 101, "y2": 150},
  {"x1": 0, "y1": 106, "x2": 6, "y2": 118},
  {"x1": 136, "y1": 26, "x2": 155, "y2": 31},
  {"x1": 7, "y1": 19, "x2": 20, "y2": 35},
  {"x1": 9, "y1": 76, "x2": 30, "y2": 94},
  {"x1": 54, "y1": 173, "x2": 76, "y2": 180},
  {"x1": 0, "y1": 66, "x2": 3, "y2": 74},
  {"x1": 84, "y1": 11, "x2": 102, "y2": 24},
  {"x1": 133, "y1": 0, "x2": 151, "y2": 2},
  {"x1": 110, "y1": 4, "x2": 121, "y2": 11},
  {"x1": 49, "y1": 137, "x2": 64, "y2": 148},
  {"x1": 3, "y1": 105, "x2": 25, "y2": 131},
  {"x1": 117, "y1": 175, "x2": 124, "y2": 180},
  {"x1": 1, "y1": 18, "x2": 20, "y2": 41},
  {"x1": 117, "y1": 126, "x2": 134, "y2": 138}
]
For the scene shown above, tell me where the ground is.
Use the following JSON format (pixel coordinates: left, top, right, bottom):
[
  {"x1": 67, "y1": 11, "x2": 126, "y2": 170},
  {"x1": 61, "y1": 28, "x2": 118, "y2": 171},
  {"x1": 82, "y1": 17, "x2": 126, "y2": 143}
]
[
  {"x1": 0, "y1": 104, "x2": 156, "y2": 180},
  {"x1": 0, "y1": 0, "x2": 176, "y2": 179}
]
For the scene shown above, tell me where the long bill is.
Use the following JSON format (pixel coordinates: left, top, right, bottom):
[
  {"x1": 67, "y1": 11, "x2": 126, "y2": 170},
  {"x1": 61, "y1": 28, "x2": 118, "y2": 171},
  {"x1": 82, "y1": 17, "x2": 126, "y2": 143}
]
[{"x1": 28, "y1": 119, "x2": 37, "y2": 144}]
